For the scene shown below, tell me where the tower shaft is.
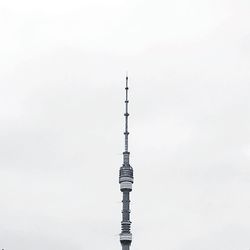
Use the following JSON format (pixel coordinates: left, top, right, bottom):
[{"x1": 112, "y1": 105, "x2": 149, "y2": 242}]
[{"x1": 119, "y1": 76, "x2": 134, "y2": 250}]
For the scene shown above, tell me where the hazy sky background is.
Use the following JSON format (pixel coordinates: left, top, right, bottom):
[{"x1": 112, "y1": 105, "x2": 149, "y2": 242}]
[{"x1": 0, "y1": 0, "x2": 250, "y2": 249}]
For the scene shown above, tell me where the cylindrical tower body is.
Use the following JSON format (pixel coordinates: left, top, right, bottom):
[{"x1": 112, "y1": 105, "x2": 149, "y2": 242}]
[{"x1": 119, "y1": 158, "x2": 133, "y2": 248}]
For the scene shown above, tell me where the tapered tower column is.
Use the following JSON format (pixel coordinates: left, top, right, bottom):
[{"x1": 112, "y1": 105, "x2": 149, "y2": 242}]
[{"x1": 119, "y1": 76, "x2": 134, "y2": 250}]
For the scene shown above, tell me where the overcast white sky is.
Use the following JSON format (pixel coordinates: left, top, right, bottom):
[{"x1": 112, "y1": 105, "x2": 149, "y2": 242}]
[{"x1": 1, "y1": 0, "x2": 250, "y2": 249}]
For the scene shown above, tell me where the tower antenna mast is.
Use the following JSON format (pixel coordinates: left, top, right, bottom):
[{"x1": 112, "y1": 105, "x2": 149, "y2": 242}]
[{"x1": 124, "y1": 74, "x2": 129, "y2": 152}]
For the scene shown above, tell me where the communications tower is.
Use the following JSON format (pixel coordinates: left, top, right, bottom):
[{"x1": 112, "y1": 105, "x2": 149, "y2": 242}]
[{"x1": 119, "y1": 76, "x2": 134, "y2": 250}]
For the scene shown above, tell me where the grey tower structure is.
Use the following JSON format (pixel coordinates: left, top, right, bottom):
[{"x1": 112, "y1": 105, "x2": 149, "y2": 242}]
[{"x1": 119, "y1": 76, "x2": 134, "y2": 250}]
